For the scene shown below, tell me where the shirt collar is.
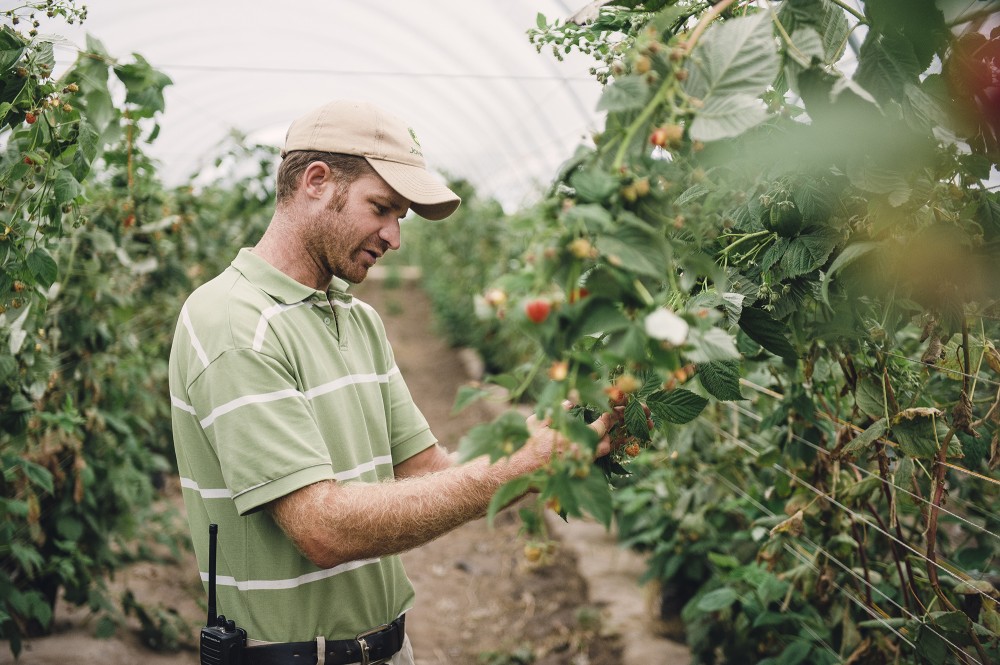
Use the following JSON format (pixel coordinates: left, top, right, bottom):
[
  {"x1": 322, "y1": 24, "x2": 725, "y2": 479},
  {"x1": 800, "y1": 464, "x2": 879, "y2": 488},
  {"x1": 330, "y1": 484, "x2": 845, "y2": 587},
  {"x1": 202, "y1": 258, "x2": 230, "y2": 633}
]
[{"x1": 232, "y1": 248, "x2": 353, "y2": 305}]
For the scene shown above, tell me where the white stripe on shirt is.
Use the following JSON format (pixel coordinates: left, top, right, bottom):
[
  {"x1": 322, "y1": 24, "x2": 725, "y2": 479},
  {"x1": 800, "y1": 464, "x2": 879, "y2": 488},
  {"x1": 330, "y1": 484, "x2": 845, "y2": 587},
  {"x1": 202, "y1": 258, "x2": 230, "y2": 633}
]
[
  {"x1": 182, "y1": 305, "x2": 210, "y2": 368},
  {"x1": 201, "y1": 557, "x2": 380, "y2": 591},
  {"x1": 252, "y1": 302, "x2": 309, "y2": 352}
]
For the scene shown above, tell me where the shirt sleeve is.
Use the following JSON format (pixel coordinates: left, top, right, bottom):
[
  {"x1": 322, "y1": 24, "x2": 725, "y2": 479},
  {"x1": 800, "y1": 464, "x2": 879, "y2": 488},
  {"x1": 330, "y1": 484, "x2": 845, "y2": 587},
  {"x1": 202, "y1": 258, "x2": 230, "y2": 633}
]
[{"x1": 187, "y1": 348, "x2": 335, "y2": 515}]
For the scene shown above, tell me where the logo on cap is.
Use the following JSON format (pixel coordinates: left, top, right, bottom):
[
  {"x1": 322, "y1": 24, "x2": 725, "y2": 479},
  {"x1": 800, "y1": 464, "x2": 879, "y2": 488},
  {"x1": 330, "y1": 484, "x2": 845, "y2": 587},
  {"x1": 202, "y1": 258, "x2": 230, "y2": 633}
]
[{"x1": 408, "y1": 128, "x2": 423, "y2": 157}]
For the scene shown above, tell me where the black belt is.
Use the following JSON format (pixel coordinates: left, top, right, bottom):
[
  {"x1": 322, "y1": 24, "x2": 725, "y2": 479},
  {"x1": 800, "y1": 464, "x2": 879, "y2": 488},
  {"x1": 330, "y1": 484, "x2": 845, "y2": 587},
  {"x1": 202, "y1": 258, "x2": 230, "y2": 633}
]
[{"x1": 244, "y1": 615, "x2": 405, "y2": 665}]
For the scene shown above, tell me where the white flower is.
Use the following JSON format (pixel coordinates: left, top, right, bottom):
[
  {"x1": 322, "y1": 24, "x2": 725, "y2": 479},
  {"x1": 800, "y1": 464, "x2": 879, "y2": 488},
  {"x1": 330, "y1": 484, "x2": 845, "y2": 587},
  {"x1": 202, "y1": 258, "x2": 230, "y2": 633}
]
[{"x1": 644, "y1": 307, "x2": 689, "y2": 346}]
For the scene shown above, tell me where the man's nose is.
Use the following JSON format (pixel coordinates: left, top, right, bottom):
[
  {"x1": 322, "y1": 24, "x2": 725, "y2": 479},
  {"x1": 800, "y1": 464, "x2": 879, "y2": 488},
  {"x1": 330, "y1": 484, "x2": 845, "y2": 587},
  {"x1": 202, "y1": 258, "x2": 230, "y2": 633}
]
[{"x1": 379, "y1": 218, "x2": 401, "y2": 251}]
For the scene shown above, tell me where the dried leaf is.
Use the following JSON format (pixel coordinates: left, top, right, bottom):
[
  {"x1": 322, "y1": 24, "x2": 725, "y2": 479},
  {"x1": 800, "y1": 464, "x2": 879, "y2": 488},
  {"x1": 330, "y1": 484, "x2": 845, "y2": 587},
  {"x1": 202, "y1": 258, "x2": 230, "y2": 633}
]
[
  {"x1": 951, "y1": 391, "x2": 976, "y2": 436},
  {"x1": 770, "y1": 509, "x2": 804, "y2": 537}
]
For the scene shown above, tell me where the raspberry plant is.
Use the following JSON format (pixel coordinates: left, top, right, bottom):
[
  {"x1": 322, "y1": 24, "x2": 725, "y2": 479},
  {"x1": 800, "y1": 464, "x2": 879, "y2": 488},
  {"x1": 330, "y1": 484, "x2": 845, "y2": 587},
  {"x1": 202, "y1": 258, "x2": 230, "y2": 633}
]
[{"x1": 450, "y1": 1, "x2": 1000, "y2": 662}]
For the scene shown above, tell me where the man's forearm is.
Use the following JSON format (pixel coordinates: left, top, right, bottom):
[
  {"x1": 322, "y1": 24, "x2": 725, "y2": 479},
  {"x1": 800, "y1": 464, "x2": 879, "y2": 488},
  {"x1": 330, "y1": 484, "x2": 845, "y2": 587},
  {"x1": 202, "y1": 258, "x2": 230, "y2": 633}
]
[{"x1": 269, "y1": 454, "x2": 533, "y2": 569}]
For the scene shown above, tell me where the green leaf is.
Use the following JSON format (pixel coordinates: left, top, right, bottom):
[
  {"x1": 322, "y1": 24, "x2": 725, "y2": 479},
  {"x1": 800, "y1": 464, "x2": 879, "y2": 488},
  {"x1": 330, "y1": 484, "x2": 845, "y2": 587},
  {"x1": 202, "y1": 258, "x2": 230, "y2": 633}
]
[
  {"x1": 646, "y1": 389, "x2": 708, "y2": 425},
  {"x1": 689, "y1": 93, "x2": 769, "y2": 142},
  {"x1": 915, "y1": 622, "x2": 948, "y2": 664},
  {"x1": 486, "y1": 475, "x2": 534, "y2": 526},
  {"x1": 596, "y1": 75, "x2": 650, "y2": 112},
  {"x1": 775, "y1": 640, "x2": 812, "y2": 665},
  {"x1": 676, "y1": 183, "x2": 710, "y2": 207},
  {"x1": 855, "y1": 375, "x2": 887, "y2": 420},
  {"x1": 821, "y1": 241, "x2": 878, "y2": 306},
  {"x1": 574, "y1": 467, "x2": 613, "y2": 527},
  {"x1": 738, "y1": 307, "x2": 797, "y2": 359},
  {"x1": 20, "y1": 460, "x2": 54, "y2": 494},
  {"x1": 53, "y1": 169, "x2": 82, "y2": 205},
  {"x1": 570, "y1": 167, "x2": 618, "y2": 203},
  {"x1": 10, "y1": 543, "x2": 44, "y2": 576},
  {"x1": 452, "y1": 384, "x2": 492, "y2": 415},
  {"x1": 536, "y1": 12, "x2": 546, "y2": 29},
  {"x1": 563, "y1": 203, "x2": 614, "y2": 233},
  {"x1": 929, "y1": 610, "x2": 971, "y2": 633},
  {"x1": 687, "y1": 328, "x2": 740, "y2": 364},
  {"x1": 698, "y1": 360, "x2": 744, "y2": 401},
  {"x1": 892, "y1": 417, "x2": 942, "y2": 459},
  {"x1": 685, "y1": 12, "x2": 781, "y2": 100},
  {"x1": 457, "y1": 410, "x2": 529, "y2": 463},
  {"x1": 624, "y1": 397, "x2": 651, "y2": 441},
  {"x1": 781, "y1": 232, "x2": 838, "y2": 279},
  {"x1": 842, "y1": 418, "x2": 887, "y2": 455},
  {"x1": 571, "y1": 298, "x2": 631, "y2": 337},
  {"x1": 696, "y1": 587, "x2": 739, "y2": 612},
  {"x1": 0, "y1": 355, "x2": 15, "y2": 382},
  {"x1": 56, "y1": 516, "x2": 84, "y2": 542},
  {"x1": 0, "y1": 27, "x2": 26, "y2": 75},
  {"x1": 854, "y1": 30, "x2": 921, "y2": 103},
  {"x1": 596, "y1": 215, "x2": 671, "y2": 279},
  {"x1": 26, "y1": 247, "x2": 59, "y2": 287}
]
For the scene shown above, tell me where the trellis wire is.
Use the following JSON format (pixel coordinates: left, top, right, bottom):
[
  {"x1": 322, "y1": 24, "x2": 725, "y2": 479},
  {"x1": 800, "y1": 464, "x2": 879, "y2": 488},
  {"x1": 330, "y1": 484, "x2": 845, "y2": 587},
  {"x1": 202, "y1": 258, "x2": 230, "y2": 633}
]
[{"x1": 704, "y1": 427, "x2": 986, "y2": 663}]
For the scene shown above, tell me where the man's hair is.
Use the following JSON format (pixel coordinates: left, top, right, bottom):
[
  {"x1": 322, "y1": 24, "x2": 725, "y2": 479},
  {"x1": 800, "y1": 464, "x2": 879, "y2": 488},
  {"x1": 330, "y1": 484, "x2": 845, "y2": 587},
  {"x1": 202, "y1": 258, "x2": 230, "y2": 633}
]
[{"x1": 275, "y1": 151, "x2": 375, "y2": 205}]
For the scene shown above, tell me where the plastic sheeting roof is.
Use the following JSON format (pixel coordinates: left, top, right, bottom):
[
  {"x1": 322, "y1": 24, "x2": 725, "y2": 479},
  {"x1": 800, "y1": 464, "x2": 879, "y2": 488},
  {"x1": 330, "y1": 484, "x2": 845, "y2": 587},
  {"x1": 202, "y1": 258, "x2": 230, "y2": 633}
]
[{"x1": 49, "y1": 1, "x2": 606, "y2": 208}]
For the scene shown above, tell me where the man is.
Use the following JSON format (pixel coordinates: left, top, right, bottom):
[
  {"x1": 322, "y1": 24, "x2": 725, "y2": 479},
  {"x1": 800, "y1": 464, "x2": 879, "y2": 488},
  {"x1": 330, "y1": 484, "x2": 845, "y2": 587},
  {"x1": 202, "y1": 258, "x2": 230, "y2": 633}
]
[{"x1": 168, "y1": 100, "x2": 616, "y2": 665}]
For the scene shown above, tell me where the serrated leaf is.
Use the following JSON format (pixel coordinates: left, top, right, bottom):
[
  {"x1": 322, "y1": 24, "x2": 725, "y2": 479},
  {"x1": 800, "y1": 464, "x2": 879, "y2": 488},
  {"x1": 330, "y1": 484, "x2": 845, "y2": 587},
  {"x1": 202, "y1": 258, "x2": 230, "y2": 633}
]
[
  {"x1": 685, "y1": 12, "x2": 781, "y2": 100},
  {"x1": 698, "y1": 360, "x2": 744, "y2": 401},
  {"x1": 646, "y1": 388, "x2": 709, "y2": 426},
  {"x1": 624, "y1": 397, "x2": 651, "y2": 441},
  {"x1": 781, "y1": 232, "x2": 838, "y2": 278},
  {"x1": 855, "y1": 375, "x2": 888, "y2": 420},
  {"x1": 739, "y1": 307, "x2": 797, "y2": 359},
  {"x1": 689, "y1": 93, "x2": 769, "y2": 142},
  {"x1": 842, "y1": 418, "x2": 887, "y2": 455},
  {"x1": 788, "y1": 27, "x2": 825, "y2": 67},
  {"x1": 597, "y1": 75, "x2": 651, "y2": 112},
  {"x1": 26, "y1": 247, "x2": 59, "y2": 287},
  {"x1": 676, "y1": 183, "x2": 710, "y2": 207},
  {"x1": 686, "y1": 327, "x2": 740, "y2": 363},
  {"x1": 854, "y1": 30, "x2": 921, "y2": 103}
]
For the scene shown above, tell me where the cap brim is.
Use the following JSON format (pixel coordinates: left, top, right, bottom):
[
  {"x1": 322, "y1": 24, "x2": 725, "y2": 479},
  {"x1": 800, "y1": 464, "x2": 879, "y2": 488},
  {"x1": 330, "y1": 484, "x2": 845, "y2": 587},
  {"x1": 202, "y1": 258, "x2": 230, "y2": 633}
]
[{"x1": 366, "y1": 158, "x2": 461, "y2": 221}]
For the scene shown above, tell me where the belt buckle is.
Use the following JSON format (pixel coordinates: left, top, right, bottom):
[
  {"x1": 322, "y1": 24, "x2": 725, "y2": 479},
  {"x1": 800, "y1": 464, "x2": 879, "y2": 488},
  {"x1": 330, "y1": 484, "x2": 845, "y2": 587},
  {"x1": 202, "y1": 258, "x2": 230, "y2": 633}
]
[{"x1": 355, "y1": 623, "x2": 391, "y2": 665}]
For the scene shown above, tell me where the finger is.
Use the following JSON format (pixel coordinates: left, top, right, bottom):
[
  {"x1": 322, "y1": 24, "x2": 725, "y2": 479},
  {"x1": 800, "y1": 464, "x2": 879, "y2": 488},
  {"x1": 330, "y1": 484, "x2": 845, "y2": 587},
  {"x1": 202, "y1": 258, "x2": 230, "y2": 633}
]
[{"x1": 589, "y1": 413, "x2": 610, "y2": 439}]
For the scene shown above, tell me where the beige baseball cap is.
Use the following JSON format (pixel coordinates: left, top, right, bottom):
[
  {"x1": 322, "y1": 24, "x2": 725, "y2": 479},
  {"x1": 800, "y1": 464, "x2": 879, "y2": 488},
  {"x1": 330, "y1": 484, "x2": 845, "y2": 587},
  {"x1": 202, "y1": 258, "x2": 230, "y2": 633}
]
[{"x1": 281, "y1": 100, "x2": 461, "y2": 220}]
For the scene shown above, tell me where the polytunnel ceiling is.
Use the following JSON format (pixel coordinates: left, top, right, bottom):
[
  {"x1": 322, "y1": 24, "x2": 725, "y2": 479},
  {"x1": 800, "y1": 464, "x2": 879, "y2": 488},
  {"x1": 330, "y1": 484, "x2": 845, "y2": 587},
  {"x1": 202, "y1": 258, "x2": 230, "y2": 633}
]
[{"x1": 49, "y1": 0, "x2": 606, "y2": 209}]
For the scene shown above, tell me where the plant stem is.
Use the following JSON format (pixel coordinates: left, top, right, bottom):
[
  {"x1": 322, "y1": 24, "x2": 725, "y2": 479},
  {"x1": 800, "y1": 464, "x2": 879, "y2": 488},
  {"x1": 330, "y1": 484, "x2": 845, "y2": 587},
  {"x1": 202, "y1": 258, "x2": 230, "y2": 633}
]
[
  {"x1": 683, "y1": 0, "x2": 741, "y2": 55},
  {"x1": 719, "y1": 229, "x2": 771, "y2": 256},
  {"x1": 611, "y1": 76, "x2": 674, "y2": 171},
  {"x1": 826, "y1": 0, "x2": 867, "y2": 23}
]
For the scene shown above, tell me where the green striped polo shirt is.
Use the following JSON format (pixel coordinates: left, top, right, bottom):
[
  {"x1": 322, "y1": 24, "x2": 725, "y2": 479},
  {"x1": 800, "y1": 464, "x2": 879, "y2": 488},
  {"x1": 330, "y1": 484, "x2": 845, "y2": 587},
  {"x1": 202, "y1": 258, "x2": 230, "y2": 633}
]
[{"x1": 168, "y1": 248, "x2": 436, "y2": 642}]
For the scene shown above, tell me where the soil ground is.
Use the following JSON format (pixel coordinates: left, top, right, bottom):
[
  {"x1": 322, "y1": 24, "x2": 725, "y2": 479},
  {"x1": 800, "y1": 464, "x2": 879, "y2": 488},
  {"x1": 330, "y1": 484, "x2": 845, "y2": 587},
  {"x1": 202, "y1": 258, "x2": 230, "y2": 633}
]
[{"x1": 4, "y1": 276, "x2": 686, "y2": 665}]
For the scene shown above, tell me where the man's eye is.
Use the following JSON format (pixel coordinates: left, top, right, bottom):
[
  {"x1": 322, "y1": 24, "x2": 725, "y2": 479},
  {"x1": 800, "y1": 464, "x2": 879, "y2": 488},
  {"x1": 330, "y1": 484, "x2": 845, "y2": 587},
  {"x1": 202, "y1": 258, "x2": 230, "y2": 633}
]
[{"x1": 373, "y1": 204, "x2": 388, "y2": 215}]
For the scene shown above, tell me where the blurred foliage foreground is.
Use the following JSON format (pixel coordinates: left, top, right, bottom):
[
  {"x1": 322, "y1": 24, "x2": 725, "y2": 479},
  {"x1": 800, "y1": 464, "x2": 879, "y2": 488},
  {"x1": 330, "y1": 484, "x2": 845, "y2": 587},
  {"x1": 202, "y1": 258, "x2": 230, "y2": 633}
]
[
  {"x1": 3, "y1": 0, "x2": 1000, "y2": 664},
  {"x1": 0, "y1": 2, "x2": 276, "y2": 655},
  {"x1": 408, "y1": 1, "x2": 1000, "y2": 664}
]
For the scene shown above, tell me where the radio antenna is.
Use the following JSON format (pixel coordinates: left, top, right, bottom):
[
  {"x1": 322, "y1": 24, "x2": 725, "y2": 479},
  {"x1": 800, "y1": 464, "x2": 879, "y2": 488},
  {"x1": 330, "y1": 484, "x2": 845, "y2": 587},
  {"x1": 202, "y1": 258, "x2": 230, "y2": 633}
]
[{"x1": 207, "y1": 523, "x2": 218, "y2": 626}]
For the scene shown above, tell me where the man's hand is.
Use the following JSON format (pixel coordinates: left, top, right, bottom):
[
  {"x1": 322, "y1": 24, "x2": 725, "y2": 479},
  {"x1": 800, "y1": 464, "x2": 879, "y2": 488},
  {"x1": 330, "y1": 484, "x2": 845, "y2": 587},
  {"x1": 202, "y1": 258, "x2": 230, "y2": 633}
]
[{"x1": 516, "y1": 402, "x2": 624, "y2": 469}]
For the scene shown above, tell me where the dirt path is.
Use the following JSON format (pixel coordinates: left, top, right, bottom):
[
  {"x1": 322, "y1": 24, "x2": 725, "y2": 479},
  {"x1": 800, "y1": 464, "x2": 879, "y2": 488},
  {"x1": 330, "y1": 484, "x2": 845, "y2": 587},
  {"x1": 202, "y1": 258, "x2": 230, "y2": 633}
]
[{"x1": 4, "y1": 277, "x2": 622, "y2": 665}]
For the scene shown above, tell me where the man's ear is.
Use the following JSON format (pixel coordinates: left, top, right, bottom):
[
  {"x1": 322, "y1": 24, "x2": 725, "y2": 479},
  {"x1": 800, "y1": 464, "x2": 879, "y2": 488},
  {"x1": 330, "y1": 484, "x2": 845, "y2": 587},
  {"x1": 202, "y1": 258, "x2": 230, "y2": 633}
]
[{"x1": 300, "y1": 161, "x2": 332, "y2": 200}]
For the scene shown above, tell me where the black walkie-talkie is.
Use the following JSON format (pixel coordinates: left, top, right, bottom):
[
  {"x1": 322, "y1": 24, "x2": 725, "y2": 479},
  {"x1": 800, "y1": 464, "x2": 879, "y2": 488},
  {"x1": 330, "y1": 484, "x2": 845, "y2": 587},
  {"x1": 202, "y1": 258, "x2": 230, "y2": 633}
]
[{"x1": 200, "y1": 524, "x2": 247, "y2": 665}]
